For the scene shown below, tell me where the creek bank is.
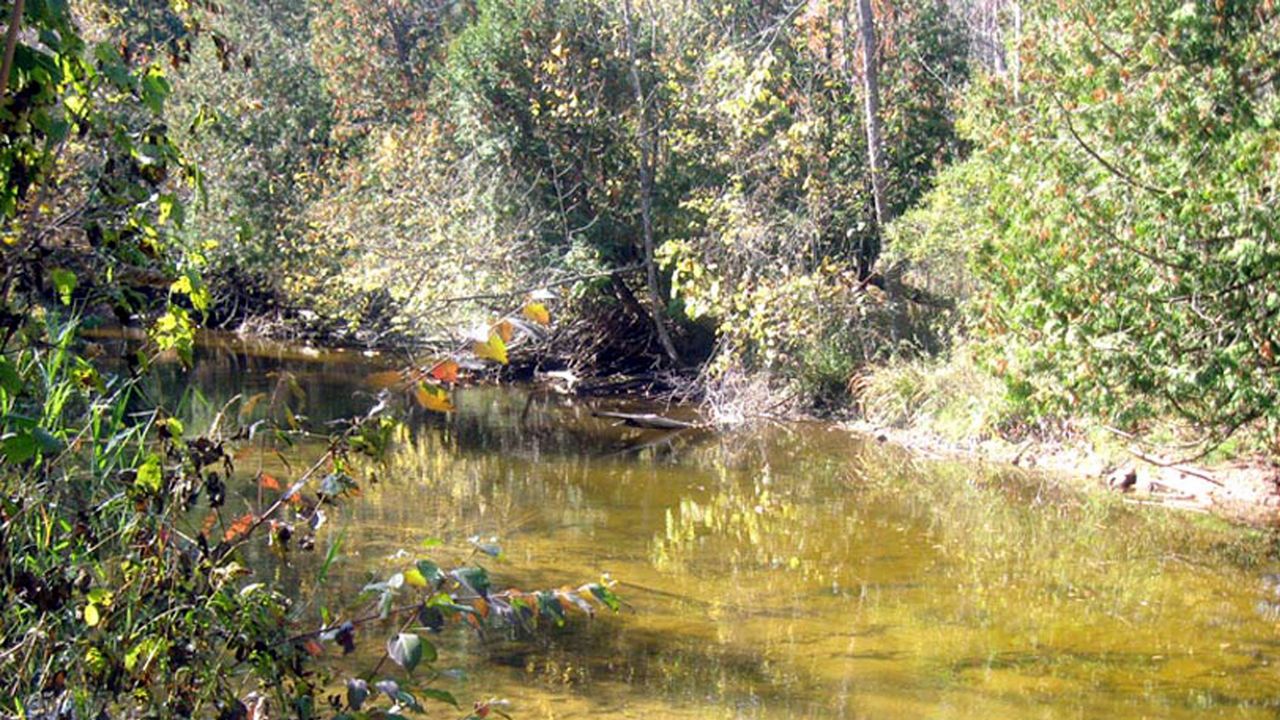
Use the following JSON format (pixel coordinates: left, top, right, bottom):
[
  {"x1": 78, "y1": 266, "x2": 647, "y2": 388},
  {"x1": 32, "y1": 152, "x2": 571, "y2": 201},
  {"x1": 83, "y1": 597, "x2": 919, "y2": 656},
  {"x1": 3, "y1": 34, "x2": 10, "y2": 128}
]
[{"x1": 845, "y1": 419, "x2": 1280, "y2": 527}]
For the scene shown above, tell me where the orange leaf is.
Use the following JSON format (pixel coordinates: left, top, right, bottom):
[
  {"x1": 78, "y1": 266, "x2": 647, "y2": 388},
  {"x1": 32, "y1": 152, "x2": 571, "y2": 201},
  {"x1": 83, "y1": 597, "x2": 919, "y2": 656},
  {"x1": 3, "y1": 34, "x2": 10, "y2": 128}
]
[
  {"x1": 200, "y1": 512, "x2": 217, "y2": 538},
  {"x1": 471, "y1": 598, "x2": 490, "y2": 619},
  {"x1": 522, "y1": 302, "x2": 551, "y2": 326},
  {"x1": 224, "y1": 513, "x2": 257, "y2": 542},
  {"x1": 414, "y1": 382, "x2": 456, "y2": 413},
  {"x1": 428, "y1": 359, "x2": 459, "y2": 384},
  {"x1": 494, "y1": 319, "x2": 515, "y2": 343},
  {"x1": 258, "y1": 472, "x2": 281, "y2": 491},
  {"x1": 303, "y1": 639, "x2": 324, "y2": 657}
]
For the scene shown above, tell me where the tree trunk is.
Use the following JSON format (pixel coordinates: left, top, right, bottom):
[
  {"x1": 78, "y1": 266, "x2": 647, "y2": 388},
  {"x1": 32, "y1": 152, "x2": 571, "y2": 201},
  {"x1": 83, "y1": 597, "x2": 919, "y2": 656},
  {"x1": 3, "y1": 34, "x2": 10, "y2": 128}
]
[
  {"x1": 1011, "y1": 1, "x2": 1022, "y2": 103},
  {"x1": 1, "y1": 0, "x2": 26, "y2": 99},
  {"x1": 856, "y1": 0, "x2": 887, "y2": 274},
  {"x1": 622, "y1": 0, "x2": 681, "y2": 366}
]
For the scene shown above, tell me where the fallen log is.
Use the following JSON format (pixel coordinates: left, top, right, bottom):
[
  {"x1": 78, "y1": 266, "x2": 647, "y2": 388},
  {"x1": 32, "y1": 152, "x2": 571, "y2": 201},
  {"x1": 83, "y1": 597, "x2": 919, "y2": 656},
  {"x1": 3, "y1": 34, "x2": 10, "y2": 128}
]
[{"x1": 592, "y1": 410, "x2": 700, "y2": 430}]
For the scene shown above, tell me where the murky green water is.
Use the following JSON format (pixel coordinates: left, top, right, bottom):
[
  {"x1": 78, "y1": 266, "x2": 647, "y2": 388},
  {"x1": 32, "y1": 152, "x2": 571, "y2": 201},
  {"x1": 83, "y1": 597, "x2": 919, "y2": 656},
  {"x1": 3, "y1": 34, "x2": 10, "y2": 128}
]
[{"x1": 160, "y1": 336, "x2": 1280, "y2": 718}]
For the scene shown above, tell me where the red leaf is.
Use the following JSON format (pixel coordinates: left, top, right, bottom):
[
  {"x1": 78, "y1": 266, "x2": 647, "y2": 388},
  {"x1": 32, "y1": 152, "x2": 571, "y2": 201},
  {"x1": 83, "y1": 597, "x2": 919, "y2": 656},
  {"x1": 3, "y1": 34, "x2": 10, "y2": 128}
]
[{"x1": 428, "y1": 359, "x2": 459, "y2": 384}]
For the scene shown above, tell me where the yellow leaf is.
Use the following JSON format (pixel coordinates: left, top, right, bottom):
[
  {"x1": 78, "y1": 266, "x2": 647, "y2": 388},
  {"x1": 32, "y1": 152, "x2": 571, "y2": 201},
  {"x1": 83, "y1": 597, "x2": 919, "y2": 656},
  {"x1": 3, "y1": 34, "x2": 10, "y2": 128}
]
[
  {"x1": 404, "y1": 567, "x2": 428, "y2": 588},
  {"x1": 414, "y1": 382, "x2": 455, "y2": 413},
  {"x1": 84, "y1": 604, "x2": 100, "y2": 627},
  {"x1": 522, "y1": 302, "x2": 551, "y2": 326},
  {"x1": 473, "y1": 333, "x2": 508, "y2": 365}
]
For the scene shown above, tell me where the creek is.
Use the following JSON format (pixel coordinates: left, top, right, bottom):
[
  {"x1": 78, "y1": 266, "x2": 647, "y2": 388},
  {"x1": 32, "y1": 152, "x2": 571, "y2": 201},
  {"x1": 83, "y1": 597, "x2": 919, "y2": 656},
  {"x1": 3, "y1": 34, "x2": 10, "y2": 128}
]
[{"x1": 150, "y1": 335, "x2": 1280, "y2": 719}]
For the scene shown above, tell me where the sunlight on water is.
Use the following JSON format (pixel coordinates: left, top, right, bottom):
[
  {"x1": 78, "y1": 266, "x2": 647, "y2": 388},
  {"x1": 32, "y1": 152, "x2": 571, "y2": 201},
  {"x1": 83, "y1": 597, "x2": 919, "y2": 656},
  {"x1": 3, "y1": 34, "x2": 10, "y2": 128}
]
[{"x1": 163, "y1": 336, "x2": 1280, "y2": 719}]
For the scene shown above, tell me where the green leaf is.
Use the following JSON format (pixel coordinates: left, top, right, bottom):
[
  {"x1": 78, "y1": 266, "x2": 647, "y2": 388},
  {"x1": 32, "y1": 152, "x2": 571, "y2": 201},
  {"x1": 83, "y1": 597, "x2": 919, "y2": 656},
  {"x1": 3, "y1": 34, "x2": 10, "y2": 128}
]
[
  {"x1": 418, "y1": 687, "x2": 458, "y2": 708},
  {"x1": 345, "y1": 678, "x2": 368, "y2": 711},
  {"x1": 451, "y1": 567, "x2": 490, "y2": 598},
  {"x1": 140, "y1": 67, "x2": 171, "y2": 113},
  {"x1": 50, "y1": 268, "x2": 76, "y2": 305},
  {"x1": 136, "y1": 454, "x2": 163, "y2": 494},
  {"x1": 0, "y1": 357, "x2": 21, "y2": 395},
  {"x1": 2, "y1": 433, "x2": 38, "y2": 464},
  {"x1": 415, "y1": 559, "x2": 445, "y2": 586},
  {"x1": 588, "y1": 583, "x2": 620, "y2": 612},
  {"x1": 32, "y1": 427, "x2": 63, "y2": 455},
  {"x1": 162, "y1": 417, "x2": 184, "y2": 439},
  {"x1": 537, "y1": 590, "x2": 566, "y2": 627},
  {"x1": 319, "y1": 472, "x2": 357, "y2": 498},
  {"x1": 386, "y1": 633, "x2": 427, "y2": 673},
  {"x1": 318, "y1": 529, "x2": 345, "y2": 584},
  {"x1": 393, "y1": 691, "x2": 422, "y2": 712}
]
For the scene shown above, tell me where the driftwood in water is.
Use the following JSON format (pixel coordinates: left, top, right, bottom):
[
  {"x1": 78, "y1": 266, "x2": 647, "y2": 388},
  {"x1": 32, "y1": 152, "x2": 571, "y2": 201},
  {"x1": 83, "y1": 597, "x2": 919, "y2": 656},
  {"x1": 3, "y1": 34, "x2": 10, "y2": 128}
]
[{"x1": 592, "y1": 410, "x2": 700, "y2": 430}]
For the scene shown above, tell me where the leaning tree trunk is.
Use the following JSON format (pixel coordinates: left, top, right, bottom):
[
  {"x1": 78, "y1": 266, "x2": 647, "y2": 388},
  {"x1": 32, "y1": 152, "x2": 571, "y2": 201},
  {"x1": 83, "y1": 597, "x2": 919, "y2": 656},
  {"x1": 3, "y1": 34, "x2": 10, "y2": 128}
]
[
  {"x1": 622, "y1": 0, "x2": 681, "y2": 366},
  {"x1": 856, "y1": 0, "x2": 887, "y2": 275}
]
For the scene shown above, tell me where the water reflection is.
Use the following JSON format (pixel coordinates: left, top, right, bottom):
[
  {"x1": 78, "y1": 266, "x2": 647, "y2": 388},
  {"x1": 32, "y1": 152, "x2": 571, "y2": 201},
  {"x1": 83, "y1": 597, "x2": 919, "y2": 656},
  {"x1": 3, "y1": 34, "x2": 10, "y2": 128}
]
[{"x1": 160, "y1": 338, "x2": 1280, "y2": 719}]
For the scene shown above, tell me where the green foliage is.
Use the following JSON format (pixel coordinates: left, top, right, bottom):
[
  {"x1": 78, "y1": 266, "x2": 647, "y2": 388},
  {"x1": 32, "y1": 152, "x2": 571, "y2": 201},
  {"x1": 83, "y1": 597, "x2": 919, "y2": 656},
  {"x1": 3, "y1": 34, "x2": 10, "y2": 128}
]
[
  {"x1": 881, "y1": 154, "x2": 996, "y2": 304},
  {"x1": 168, "y1": 1, "x2": 335, "y2": 322},
  {"x1": 0, "y1": 316, "x2": 300, "y2": 716},
  {"x1": 442, "y1": 0, "x2": 643, "y2": 262},
  {"x1": 0, "y1": 321, "x2": 617, "y2": 715},
  {"x1": 0, "y1": 0, "x2": 204, "y2": 332},
  {"x1": 858, "y1": 346, "x2": 1027, "y2": 440},
  {"x1": 174, "y1": 0, "x2": 971, "y2": 378},
  {"x1": 946, "y1": 0, "x2": 1280, "y2": 440},
  {"x1": 656, "y1": 1, "x2": 970, "y2": 391},
  {"x1": 0, "y1": 3, "x2": 617, "y2": 717}
]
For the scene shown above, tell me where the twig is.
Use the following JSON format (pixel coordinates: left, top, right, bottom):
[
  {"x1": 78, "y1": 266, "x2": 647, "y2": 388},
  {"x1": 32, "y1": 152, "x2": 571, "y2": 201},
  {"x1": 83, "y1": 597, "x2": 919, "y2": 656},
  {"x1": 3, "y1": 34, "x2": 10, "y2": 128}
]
[
  {"x1": 216, "y1": 447, "x2": 336, "y2": 561},
  {"x1": 1127, "y1": 448, "x2": 1223, "y2": 486},
  {"x1": 1051, "y1": 91, "x2": 1171, "y2": 197}
]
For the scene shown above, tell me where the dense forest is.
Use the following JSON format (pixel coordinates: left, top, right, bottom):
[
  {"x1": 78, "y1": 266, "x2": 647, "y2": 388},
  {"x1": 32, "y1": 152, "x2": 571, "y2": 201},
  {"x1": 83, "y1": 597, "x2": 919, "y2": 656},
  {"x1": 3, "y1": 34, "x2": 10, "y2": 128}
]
[{"x1": 1, "y1": 0, "x2": 1278, "y2": 716}]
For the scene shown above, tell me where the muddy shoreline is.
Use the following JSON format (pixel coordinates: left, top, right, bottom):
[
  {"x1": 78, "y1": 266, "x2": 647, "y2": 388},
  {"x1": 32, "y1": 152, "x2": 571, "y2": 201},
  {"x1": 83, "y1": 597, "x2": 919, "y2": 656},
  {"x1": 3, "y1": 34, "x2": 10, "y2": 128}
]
[{"x1": 846, "y1": 420, "x2": 1280, "y2": 527}]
